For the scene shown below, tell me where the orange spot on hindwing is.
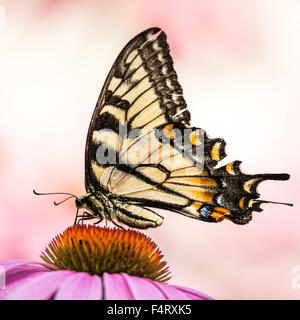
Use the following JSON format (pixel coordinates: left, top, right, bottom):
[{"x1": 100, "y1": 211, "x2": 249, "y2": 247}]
[
  {"x1": 211, "y1": 207, "x2": 231, "y2": 222},
  {"x1": 163, "y1": 124, "x2": 176, "y2": 139},
  {"x1": 211, "y1": 142, "x2": 221, "y2": 161},
  {"x1": 189, "y1": 131, "x2": 201, "y2": 145},
  {"x1": 226, "y1": 162, "x2": 236, "y2": 175},
  {"x1": 239, "y1": 197, "x2": 245, "y2": 209}
]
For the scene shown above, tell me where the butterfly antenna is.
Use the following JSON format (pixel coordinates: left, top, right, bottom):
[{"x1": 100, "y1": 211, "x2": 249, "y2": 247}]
[
  {"x1": 33, "y1": 189, "x2": 77, "y2": 206},
  {"x1": 53, "y1": 195, "x2": 76, "y2": 206}
]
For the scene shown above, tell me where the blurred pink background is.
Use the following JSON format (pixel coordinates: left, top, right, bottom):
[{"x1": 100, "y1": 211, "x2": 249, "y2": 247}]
[{"x1": 0, "y1": 0, "x2": 299, "y2": 299}]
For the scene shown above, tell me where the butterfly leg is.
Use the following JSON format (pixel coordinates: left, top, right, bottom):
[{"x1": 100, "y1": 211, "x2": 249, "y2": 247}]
[
  {"x1": 76, "y1": 211, "x2": 95, "y2": 225},
  {"x1": 73, "y1": 208, "x2": 80, "y2": 225},
  {"x1": 110, "y1": 217, "x2": 125, "y2": 229},
  {"x1": 93, "y1": 216, "x2": 103, "y2": 226}
]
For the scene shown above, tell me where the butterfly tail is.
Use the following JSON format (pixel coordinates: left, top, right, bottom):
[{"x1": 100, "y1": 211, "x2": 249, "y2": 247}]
[{"x1": 211, "y1": 162, "x2": 292, "y2": 225}]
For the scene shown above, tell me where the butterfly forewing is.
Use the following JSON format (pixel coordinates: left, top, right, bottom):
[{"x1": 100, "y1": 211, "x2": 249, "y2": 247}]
[{"x1": 86, "y1": 28, "x2": 188, "y2": 192}]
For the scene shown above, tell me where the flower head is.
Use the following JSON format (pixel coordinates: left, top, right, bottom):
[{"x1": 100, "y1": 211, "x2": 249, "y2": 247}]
[
  {"x1": 0, "y1": 225, "x2": 213, "y2": 300},
  {"x1": 41, "y1": 225, "x2": 170, "y2": 282}
]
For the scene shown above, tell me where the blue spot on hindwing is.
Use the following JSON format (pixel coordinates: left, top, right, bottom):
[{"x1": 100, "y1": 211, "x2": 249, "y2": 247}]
[{"x1": 200, "y1": 205, "x2": 213, "y2": 218}]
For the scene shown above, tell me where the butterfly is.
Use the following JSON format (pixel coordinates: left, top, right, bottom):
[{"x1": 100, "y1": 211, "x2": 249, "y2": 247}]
[{"x1": 35, "y1": 27, "x2": 292, "y2": 229}]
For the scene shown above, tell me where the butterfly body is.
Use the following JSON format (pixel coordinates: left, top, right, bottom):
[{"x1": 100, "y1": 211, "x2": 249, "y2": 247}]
[
  {"x1": 76, "y1": 191, "x2": 164, "y2": 229},
  {"x1": 75, "y1": 27, "x2": 291, "y2": 229}
]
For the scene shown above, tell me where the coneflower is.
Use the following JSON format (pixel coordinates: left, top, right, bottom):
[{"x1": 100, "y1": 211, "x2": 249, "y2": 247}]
[{"x1": 0, "y1": 225, "x2": 212, "y2": 300}]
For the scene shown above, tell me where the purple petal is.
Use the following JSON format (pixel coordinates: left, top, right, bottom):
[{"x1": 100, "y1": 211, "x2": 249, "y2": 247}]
[
  {"x1": 0, "y1": 261, "x2": 213, "y2": 300},
  {"x1": 103, "y1": 273, "x2": 213, "y2": 300},
  {"x1": 0, "y1": 260, "x2": 49, "y2": 298},
  {"x1": 103, "y1": 273, "x2": 134, "y2": 299},
  {"x1": 171, "y1": 284, "x2": 214, "y2": 300},
  {"x1": 121, "y1": 274, "x2": 168, "y2": 300},
  {"x1": 1, "y1": 270, "x2": 75, "y2": 300},
  {"x1": 0, "y1": 260, "x2": 55, "y2": 281},
  {"x1": 54, "y1": 272, "x2": 102, "y2": 300},
  {"x1": 0, "y1": 260, "x2": 37, "y2": 273}
]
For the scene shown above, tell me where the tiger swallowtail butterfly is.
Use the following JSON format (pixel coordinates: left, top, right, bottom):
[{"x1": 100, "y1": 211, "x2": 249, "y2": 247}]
[{"x1": 36, "y1": 28, "x2": 292, "y2": 229}]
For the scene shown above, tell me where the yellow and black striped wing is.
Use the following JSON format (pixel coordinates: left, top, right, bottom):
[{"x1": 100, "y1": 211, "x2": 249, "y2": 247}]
[
  {"x1": 85, "y1": 28, "x2": 190, "y2": 191},
  {"x1": 85, "y1": 27, "x2": 291, "y2": 227}
]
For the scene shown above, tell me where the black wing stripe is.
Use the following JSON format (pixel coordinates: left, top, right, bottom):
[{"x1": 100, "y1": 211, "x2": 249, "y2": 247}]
[
  {"x1": 112, "y1": 28, "x2": 161, "y2": 79},
  {"x1": 112, "y1": 29, "x2": 190, "y2": 124},
  {"x1": 136, "y1": 111, "x2": 165, "y2": 129},
  {"x1": 127, "y1": 97, "x2": 160, "y2": 123},
  {"x1": 113, "y1": 50, "x2": 166, "y2": 96},
  {"x1": 109, "y1": 134, "x2": 168, "y2": 188},
  {"x1": 118, "y1": 58, "x2": 171, "y2": 101},
  {"x1": 164, "y1": 181, "x2": 217, "y2": 190}
]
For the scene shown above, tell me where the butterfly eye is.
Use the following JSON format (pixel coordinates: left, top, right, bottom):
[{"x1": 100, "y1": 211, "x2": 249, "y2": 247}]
[{"x1": 75, "y1": 198, "x2": 83, "y2": 207}]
